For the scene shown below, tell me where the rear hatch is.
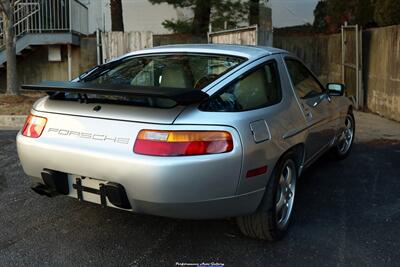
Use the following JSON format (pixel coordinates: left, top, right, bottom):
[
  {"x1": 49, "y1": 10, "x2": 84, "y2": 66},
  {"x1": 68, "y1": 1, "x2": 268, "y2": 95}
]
[
  {"x1": 25, "y1": 96, "x2": 186, "y2": 180},
  {"x1": 33, "y1": 96, "x2": 185, "y2": 125},
  {"x1": 23, "y1": 52, "x2": 246, "y2": 124},
  {"x1": 24, "y1": 51, "x2": 247, "y2": 135}
]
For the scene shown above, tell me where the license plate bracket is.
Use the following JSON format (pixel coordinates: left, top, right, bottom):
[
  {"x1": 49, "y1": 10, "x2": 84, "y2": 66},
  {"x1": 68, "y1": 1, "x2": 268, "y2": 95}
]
[{"x1": 73, "y1": 177, "x2": 107, "y2": 207}]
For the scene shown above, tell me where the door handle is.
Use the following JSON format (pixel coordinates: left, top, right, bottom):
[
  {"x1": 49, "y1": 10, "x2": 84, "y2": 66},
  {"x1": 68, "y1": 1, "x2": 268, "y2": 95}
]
[
  {"x1": 305, "y1": 96, "x2": 323, "y2": 107},
  {"x1": 304, "y1": 110, "x2": 313, "y2": 120},
  {"x1": 301, "y1": 103, "x2": 313, "y2": 120}
]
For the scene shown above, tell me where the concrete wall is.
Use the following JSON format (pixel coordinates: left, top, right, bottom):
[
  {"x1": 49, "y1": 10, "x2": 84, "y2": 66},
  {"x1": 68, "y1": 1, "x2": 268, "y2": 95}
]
[
  {"x1": 363, "y1": 26, "x2": 400, "y2": 121},
  {"x1": 0, "y1": 37, "x2": 97, "y2": 93},
  {"x1": 274, "y1": 25, "x2": 400, "y2": 122}
]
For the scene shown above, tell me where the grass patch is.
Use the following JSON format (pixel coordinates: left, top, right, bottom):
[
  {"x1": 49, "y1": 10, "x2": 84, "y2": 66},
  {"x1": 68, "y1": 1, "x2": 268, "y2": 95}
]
[{"x1": 0, "y1": 92, "x2": 45, "y2": 115}]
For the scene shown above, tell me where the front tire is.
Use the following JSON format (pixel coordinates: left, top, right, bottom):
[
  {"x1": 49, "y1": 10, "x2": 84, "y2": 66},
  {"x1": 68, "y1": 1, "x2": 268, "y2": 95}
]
[
  {"x1": 332, "y1": 111, "x2": 355, "y2": 160},
  {"x1": 236, "y1": 152, "x2": 297, "y2": 241}
]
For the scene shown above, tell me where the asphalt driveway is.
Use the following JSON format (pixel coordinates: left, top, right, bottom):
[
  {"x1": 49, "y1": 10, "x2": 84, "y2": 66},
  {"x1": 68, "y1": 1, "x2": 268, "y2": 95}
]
[{"x1": 0, "y1": 113, "x2": 400, "y2": 266}]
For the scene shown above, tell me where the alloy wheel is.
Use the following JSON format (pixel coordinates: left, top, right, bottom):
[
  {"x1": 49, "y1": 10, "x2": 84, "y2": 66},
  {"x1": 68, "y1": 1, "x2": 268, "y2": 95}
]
[
  {"x1": 338, "y1": 114, "x2": 354, "y2": 154},
  {"x1": 275, "y1": 160, "x2": 296, "y2": 230}
]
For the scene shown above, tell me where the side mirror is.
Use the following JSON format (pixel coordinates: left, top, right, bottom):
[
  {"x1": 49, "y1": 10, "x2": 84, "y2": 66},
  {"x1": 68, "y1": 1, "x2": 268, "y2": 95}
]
[{"x1": 326, "y1": 83, "x2": 345, "y2": 96}]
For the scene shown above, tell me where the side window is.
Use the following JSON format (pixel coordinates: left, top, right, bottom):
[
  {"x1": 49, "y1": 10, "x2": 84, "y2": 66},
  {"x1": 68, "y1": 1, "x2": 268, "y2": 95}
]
[
  {"x1": 285, "y1": 59, "x2": 324, "y2": 99},
  {"x1": 202, "y1": 60, "x2": 282, "y2": 112}
]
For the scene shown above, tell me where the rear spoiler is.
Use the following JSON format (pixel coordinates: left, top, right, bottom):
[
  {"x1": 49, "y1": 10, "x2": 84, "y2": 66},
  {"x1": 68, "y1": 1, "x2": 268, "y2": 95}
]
[{"x1": 21, "y1": 81, "x2": 209, "y2": 105}]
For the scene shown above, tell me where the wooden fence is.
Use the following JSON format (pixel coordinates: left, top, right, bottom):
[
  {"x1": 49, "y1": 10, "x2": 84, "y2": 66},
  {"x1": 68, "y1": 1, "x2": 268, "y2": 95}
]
[
  {"x1": 101, "y1": 31, "x2": 153, "y2": 62},
  {"x1": 208, "y1": 25, "x2": 273, "y2": 46},
  {"x1": 208, "y1": 26, "x2": 258, "y2": 46},
  {"x1": 274, "y1": 25, "x2": 400, "y2": 122}
]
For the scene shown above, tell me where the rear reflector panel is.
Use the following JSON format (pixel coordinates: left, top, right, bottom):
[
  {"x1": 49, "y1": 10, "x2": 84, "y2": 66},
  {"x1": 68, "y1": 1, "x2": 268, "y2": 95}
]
[{"x1": 246, "y1": 166, "x2": 268, "y2": 178}]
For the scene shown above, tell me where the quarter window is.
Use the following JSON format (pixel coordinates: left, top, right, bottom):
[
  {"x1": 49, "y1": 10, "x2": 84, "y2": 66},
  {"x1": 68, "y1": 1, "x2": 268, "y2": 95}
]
[
  {"x1": 202, "y1": 60, "x2": 282, "y2": 112},
  {"x1": 285, "y1": 59, "x2": 324, "y2": 99}
]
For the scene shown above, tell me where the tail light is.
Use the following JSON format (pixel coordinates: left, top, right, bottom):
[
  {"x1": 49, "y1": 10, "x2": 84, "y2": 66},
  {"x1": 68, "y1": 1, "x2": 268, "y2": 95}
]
[
  {"x1": 22, "y1": 114, "x2": 47, "y2": 138},
  {"x1": 134, "y1": 130, "x2": 233, "y2": 156}
]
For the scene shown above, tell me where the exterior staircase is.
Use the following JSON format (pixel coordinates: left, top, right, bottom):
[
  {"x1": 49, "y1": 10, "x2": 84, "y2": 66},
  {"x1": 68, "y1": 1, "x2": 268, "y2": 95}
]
[{"x1": 0, "y1": 0, "x2": 88, "y2": 67}]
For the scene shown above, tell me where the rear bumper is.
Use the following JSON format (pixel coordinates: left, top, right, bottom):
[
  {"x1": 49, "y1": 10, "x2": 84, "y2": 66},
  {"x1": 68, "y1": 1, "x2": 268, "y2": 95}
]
[
  {"x1": 16, "y1": 130, "x2": 263, "y2": 219},
  {"x1": 130, "y1": 189, "x2": 264, "y2": 219}
]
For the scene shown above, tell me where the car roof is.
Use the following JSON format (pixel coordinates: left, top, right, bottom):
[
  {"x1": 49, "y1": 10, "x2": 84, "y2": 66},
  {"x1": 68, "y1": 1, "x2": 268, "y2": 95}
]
[{"x1": 121, "y1": 44, "x2": 289, "y2": 61}]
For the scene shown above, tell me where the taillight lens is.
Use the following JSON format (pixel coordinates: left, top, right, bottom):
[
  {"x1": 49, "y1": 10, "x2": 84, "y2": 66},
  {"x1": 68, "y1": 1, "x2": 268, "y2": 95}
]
[
  {"x1": 22, "y1": 114, "x2": 47, "y2": 138},
  {"x1": 134, "y1": 130, "x2": 233, "y2": 156}
]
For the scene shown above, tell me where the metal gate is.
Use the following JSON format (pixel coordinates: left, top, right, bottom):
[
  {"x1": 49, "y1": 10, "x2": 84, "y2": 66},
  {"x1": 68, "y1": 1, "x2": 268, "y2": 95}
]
[{"x1": 341, "y1": 24, "x2": 363, "y2": 109}]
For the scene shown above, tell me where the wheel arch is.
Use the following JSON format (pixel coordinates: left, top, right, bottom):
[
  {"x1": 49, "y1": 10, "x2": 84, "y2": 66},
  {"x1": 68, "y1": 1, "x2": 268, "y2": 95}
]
[
  {"x1": 348, "y1": 105, "x2": 353, "y2": 114},
  {"x1": 251, "y1": 142, "x2": 303, "y2": 232},
  {"x1": 284, "y1": 143, "x2": 305, "y2": 176},
  {"x1": 269, "y1": 143, "x2": 305, "y2": 183}
]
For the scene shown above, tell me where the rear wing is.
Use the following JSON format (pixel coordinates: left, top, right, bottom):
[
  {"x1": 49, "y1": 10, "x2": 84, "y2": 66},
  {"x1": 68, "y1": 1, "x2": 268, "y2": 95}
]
[{"x1": 21, "y1": 81, "x2": 209, "y2": 105}]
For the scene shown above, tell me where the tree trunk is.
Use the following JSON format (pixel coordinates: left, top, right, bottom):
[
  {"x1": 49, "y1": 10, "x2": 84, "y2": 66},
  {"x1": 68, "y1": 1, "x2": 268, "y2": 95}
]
[
  {"x1": 192, "y1": 0, "x2": 211, "y2": 35},
  {"x1": 249, "y1": 0, "x2": 259, "y2": 26},
  {"x1": 1, "y1": 0, "x2": 18, "y2": 95},
  {"x1": 110, "y1": 0, "x2": 124, "y2": 31}
]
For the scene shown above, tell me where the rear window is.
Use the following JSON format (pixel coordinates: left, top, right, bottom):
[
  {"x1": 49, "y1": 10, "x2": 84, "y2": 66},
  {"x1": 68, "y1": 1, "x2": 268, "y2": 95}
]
[
  {"x1": 82, "y1": 53, "x2": 245, "y2": 89},
  {"x1": 59, "y1": 53, "x2": 245, "y2": 108}
]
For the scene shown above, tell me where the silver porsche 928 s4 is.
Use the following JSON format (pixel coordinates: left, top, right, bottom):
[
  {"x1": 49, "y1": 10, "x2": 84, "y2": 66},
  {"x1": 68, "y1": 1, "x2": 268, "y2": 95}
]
[{"x1": 17, "y1": 44, "x2": 355, "y2": 241}]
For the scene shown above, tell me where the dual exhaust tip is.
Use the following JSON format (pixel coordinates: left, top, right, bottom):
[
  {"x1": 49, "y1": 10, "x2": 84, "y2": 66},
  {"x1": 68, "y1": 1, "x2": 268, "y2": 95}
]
[
  {"x1": 31, "y1": 183, "x2": 58, "y2": 197},
  {"x1": 31, "y1": 169, "x2": 69, "y2": 197}
]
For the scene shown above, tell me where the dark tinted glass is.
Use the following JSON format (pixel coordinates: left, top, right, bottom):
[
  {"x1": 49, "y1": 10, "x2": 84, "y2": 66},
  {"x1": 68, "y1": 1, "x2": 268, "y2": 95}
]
[
  {"x1": 60, "y1": 54, "x2": 245, "y2": 108},
  {"x1": 285, "y1": 59, "x2": 324, "y2": 99},
  {"x1": 82, "y1": 54, "x2": 245, "y2": 89},
  {"x1": 202, "y1": 60, "x2": 282, "y2": 112}
]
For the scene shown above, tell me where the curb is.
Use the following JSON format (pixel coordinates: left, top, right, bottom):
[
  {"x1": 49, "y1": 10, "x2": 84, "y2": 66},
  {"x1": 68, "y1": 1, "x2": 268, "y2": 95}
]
[{"x1": 0, "y1": 115, "x2": 26, "y2": 129}]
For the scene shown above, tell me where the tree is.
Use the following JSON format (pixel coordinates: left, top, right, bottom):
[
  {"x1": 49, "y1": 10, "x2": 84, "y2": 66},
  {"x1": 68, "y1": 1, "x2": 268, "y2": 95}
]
[
  {"x1": 313, "y1": 0, "x2": 377, "y2": 33},
  {"x1": 0, "y1": 0, "x2": 18, "y2": 95},
  {"x1": 248, "y1": 0, "x2": 259, "y2": 26},
  {"x1": 326, "y1": 0, "x2": 351, "y2": 32},
  {"x1": 191, "y1": 0, "x2": 211, "y2": 35},
  {"x1": 374, "y1": 0, "x2": 400, "y2": 26},
  {"x1": 354, "y1": 0, "x2": 376, "y2": 28},
  {"x1": 110, "y1": 0, "x2": 124, "y2": 31},
  {"x1": 149, "y1": 0, "x2": 248, "y2": 35},
  {"x1": 149, "y1": 0, "x2": 211, "y2": 35},
  {"x1": 313, "y1": 0, "x2": 328, "y2": 33},
  {"x1": 212, "y1": 0, "x2": 248, "y2": 31}
]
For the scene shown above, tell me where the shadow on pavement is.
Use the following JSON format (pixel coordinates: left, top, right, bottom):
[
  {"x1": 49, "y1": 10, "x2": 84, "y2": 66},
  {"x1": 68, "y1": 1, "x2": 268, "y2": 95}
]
[{"x1": 0, "y1": 131, "x2": 399, "y2": 266}]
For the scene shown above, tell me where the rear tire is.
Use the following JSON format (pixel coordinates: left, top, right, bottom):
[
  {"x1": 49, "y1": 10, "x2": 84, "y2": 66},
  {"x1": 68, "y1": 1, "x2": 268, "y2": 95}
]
[{"x1": 236, "y1": 152, "x2": 297, "y2": 241}]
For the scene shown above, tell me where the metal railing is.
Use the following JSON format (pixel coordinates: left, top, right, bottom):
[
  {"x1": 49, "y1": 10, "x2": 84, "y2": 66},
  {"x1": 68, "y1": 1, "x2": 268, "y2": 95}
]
[{"x1": 0, "y1": 0, "x2": 88, "y2": 49}]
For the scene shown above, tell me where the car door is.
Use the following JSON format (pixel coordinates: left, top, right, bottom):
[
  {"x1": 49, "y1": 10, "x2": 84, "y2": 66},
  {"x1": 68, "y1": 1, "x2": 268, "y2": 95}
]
[
  {"x1": 283, "y1": 57, "x2": 334, "y2": 161},
  {"x1": 198, "y1": 57, "x2": 288, "y2": 194},
  {"x1": 203, "y1": 58, "x2": 282, "y2": 141}
]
